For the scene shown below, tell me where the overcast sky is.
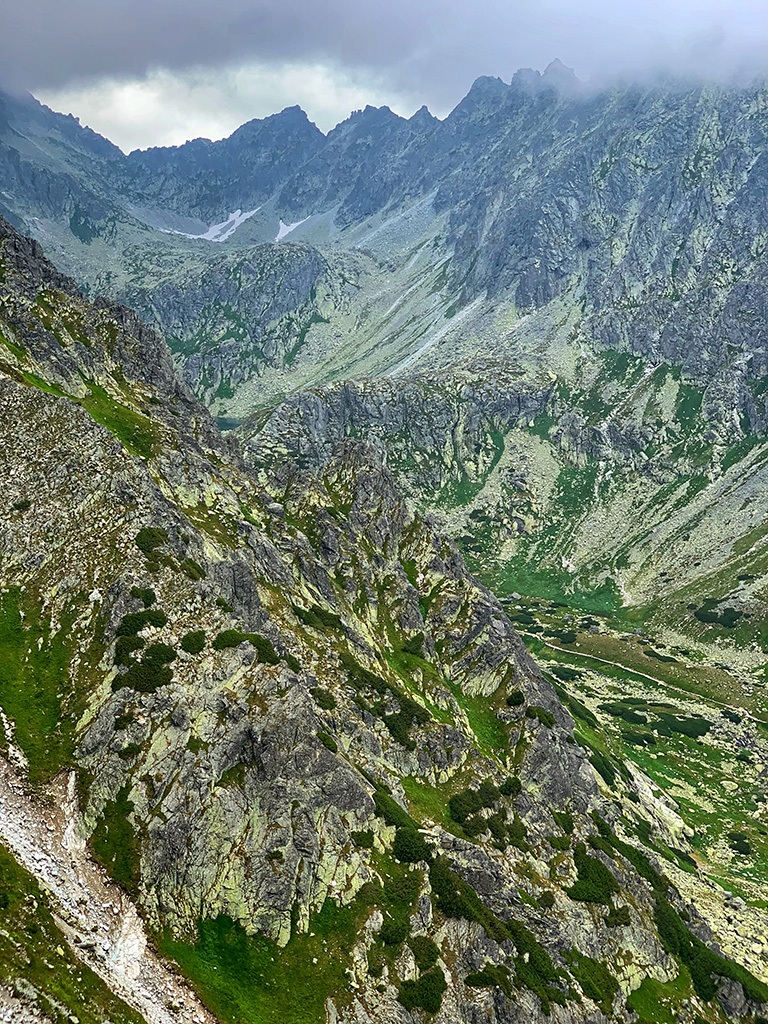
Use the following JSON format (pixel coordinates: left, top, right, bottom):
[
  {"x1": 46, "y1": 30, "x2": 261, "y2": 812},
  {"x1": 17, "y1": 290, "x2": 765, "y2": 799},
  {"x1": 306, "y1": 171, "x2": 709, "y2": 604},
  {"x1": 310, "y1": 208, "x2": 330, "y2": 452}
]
[{"x1": 3, "y1": 0, "x2": 768, "y2": 152}]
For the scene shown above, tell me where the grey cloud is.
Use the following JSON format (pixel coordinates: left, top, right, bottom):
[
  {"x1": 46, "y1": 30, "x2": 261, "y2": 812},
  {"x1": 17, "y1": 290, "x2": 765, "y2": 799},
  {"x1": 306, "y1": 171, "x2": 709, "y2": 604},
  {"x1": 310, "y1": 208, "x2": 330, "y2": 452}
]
[{"x1": 3, "y1": 0, "x2": 768, "y2": 108}]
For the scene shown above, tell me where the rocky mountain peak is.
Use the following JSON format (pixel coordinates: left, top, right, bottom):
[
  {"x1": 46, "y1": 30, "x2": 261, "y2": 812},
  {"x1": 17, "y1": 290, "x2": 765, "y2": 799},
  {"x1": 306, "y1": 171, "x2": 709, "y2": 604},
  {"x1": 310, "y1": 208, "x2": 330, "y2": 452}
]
[{"x1": 541, "y1": 57, "x2": 581, "y2": 91}]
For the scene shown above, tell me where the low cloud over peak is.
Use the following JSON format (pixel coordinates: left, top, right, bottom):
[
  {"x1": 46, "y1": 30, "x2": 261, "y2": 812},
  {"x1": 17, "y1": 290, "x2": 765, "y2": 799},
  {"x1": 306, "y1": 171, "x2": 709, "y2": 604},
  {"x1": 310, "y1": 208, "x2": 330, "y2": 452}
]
[{"x1": 4, "y1": 0, "x2": 768, "y2": 150}]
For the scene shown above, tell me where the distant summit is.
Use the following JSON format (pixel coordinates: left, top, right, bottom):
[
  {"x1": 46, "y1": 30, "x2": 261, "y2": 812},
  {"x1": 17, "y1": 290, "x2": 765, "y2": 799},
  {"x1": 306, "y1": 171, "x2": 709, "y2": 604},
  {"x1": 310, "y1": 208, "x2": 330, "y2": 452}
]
[{"x1": 511, "y1": 58, "x2": 582, "y2": 95}]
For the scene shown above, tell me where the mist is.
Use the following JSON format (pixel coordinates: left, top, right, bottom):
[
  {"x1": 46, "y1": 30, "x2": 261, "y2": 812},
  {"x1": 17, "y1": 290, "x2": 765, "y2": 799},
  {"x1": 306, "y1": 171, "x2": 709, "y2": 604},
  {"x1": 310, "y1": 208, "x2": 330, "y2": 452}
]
[{"x1": 3, "y1": 0, "x2": 768, "y2": 151}]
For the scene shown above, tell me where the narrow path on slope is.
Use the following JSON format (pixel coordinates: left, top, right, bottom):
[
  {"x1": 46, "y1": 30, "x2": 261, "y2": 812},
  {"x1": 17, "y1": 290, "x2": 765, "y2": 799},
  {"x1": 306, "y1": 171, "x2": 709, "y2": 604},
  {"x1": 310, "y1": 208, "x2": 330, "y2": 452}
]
[
  {"x1": 534, "y1": 638, "x2": 764, "y2": 723},
  {"x1": 0, "y1": 758, "x2": 217, "y2": 1024}
]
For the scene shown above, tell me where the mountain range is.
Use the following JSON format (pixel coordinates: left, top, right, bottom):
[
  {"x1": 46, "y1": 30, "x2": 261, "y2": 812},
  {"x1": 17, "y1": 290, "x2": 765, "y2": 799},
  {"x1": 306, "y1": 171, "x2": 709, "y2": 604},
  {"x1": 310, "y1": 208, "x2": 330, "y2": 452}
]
[{"x1": 1, "y1": 62, "x2": 768, "y2": 1024}]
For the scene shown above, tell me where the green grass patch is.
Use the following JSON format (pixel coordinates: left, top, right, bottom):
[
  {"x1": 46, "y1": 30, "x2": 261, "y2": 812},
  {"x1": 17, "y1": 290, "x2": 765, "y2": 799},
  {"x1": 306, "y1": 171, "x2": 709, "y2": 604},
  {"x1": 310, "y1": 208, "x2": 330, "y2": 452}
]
[
  {"x1": 160, "y1": 901, "x2": 360, "y2": 1024},
  {"x1": 0, "y1": 589, "x2": 82, "y2": 783},
  {"x1": 79, "y1": 383, "x2": 158, "y2": 459},
  {"x1": 448, "y1": 683, "x2": 508, "y2": 755},
  {"x1": 91, "y1": 786, "x2": 141, "y2": 895},
  {"x1": 626, "y1": 970, "x2": 693, "y2": 1024}
]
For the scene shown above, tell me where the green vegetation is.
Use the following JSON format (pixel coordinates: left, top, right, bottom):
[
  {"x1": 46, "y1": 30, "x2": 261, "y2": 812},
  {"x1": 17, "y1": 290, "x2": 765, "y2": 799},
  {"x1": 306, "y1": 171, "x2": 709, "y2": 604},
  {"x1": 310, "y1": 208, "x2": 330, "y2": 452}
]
[
  {"x1": 448, "y1": 683, "x2": 508, "y2": 754},
  {"x1": 342, "y1": 652, "x2": 431, "y2": 751},
  {"x1": 310, "y1": 686, "x2": 337, "y2": 710},
  {"x1": 605, "y1": 905, "x2": 631, "y2": 928},
  {"x1": 565, "y1": 950, "x2": 619, "y2": 1013},
  {"x1": 113, "y1": 640, "x2": 175, "y2": 694},
  {"x1": 526, "y1": 705, "x2": 556, "y2": 728},
  {"x1": 212, "y1": 630, "x2": 281, "y2": 664},
  {"x1": 0, "y1": 589, "x2": 81, "y2": 783},
  {"x1": 91, "y1": 786, "x2": 140, "y2": 894},
  {"x1": 548, "y1": 834, "x2": 571, "y2": 851},
  {"x1": 693, "y1": 598, "x2": 743, "y2": 629},
  {"x1": 567, "y1": 842, "x2": 619, "y2": 904},
  {"x1": 392, "y1": 826, "x2": 432, "y2": 863},
  {"x1": 466, "y1": 963, "x2": 512, "y2": 996},
  {"x1": 499, "y1": 775, "x2": 522, "y2": 797},
  {"x1": 654, "y1": 896, "x2": 768, "y2": 1003},
  {"x1": 0, "y1": 843, "x2": 142, "y2": 1024},
  {"x1": 352, "y1": 830, "x2": 374, "y2": 848},
  {"x1": 626, "y1": 971, "x2": 693, "y2": 1024},
  {"x1": 373, "y1": 786, "x2": 414, "y2": 830},
  {"x1": 398, "y1": 968, "x2": 447, "y2": 1012},
  {"x1": 116, "y1": 608, "x2": 168, "y2": 636},
  {"x1": 448, "y1": 780, "x2": 500, "y2": 824},
  {"x1": 181, "y1": 629, "x2": 207, "y2": 654},
  {"x1": 180, "y1": 557, "x2": 207, "y2": 580},
  {"x1": 292, "y1": 604, "x2": 342, "y2": 630},
  {"x1": 130, "y1": 585, "x2": 156, "y2": 607},
  {"x1": 729, "y1": 831, "x2": 752, "y2": 856},
  {"x1": 78, "y1": 383, "x2": 158, "y2": 460},
  {"x1": 135, "y1": 526, "x2": 170, "y2": 557},
  {"x1": 552, "y1": 809, "x2": 575, "y2": 834},
  {"x1": 409, "y1": 934, "x2": 440, "y2": 971},
  {"x1": 161, "y1": 902, "x2": 360, "y2": 1024},
  {"x1": 317, "y1": 731, "x2": 338, "y2": 753}
]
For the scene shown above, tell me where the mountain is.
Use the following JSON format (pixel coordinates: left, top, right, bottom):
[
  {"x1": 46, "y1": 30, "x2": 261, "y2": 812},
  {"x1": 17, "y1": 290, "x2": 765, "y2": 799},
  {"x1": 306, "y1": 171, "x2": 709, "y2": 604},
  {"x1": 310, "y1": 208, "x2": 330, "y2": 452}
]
[
  {"x1": 2, "y1": 214, "x2": 768, "y2": 1023},
  {"x1": 3, "y1": 61, "x2": 768, "y2": 1023},
  {"x1": 3, "y1": 74, "x2": 768, "y2": 425}
]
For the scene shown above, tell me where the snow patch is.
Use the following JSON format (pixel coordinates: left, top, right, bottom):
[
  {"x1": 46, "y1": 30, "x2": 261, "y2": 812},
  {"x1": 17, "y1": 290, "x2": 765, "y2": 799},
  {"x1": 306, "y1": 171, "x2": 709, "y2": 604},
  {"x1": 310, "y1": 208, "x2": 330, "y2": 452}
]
[
  {"x1": 162, "y1": 207, "x2": 261, "y2": 243},
  {"x1": 275, "y1": 217, "x2": 309, "y2": 242}
]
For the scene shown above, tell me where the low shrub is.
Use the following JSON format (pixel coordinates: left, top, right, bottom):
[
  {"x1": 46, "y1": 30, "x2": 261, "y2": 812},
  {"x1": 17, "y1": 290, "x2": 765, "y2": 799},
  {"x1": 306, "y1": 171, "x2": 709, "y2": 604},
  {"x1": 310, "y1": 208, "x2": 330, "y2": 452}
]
[
  {"x1": 409, "y1": 935, "x2": 440, "y2": 972},
  {"x1": 566, "y1": 950, "x2": 619, "y2": 1013},
  {"x1": 179, "y1": 557, "x2": 206, "y2": 581},
  {"x1": 552, "y1": 810, "x2": 575, "y2": 834},
  {"x1": 508, "y1": 816, "x2": 529, "y2": 851},
  {"x1": 550, "y1": 665, "x2": 581, "y2": 682},
  {"x1": 373, "y1": 788, "x2": 413, "y2": 829},
  {"x1": 130, "y1": 586, "x2": 156, "y2": 608},
  {"x1": 317, "y1": 731, "x2": 337, "y2": 753},
  {"x1": 527, "y1": 705, "x2": 556, "y2": 728},
  {"x1": 352, "y1": 830, "x2": 374, "y2": 849},
  {"x1": 135, "y1": 526, "x2": 169, "y2": 557},
  {"x1": 293, "y1": 603, "x2": 342, "y2": 630},
  {"x1": 500, "y1": 776, "x2": 522, "y2": 797},
  {"x1": 398, "y1": 968, "x2": 447, "y2": 1013},
  {"x1": 114, "y1": 634, "x2": 143, "y2": 665},
  {"x1": 402, "y1": 633, "x2": 425, "y2": 656},
  {"x1": 311, "y1": 686, "x2": 337, "y2": 710},
  {"x1": 180, "y1": 630, "x2": 206, "y2": 655},
  {"x1": 116, "y1": 608, "x2": 167, "y2": 636},
  {"x1": 548, "y1": 835, "x2": 570, "y2": 851},
  {"x1": 393, "y1": 827, "x2": 432, "y2": 863},
  {"x1": 465, "y1": 963, "x2": 512, "y2": 996},
  {"x1": 567, "y1": 843, "x2": 619, "y2": 904},
  {"x1": 143, "y1": 642, "x2": 176, "y2": 668},
  {"x1": 379, "y1": 910, "x2": 410, "y2": 946},
  {"x1": 463, "y1": 815, "x2": 487, "y2": 838},
  {"x1": 729, "y1": 831, "x2": 752, "y2": 856},
  {"x1": 605, "y1": 905, "x2": 631, "y2": 928}
]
